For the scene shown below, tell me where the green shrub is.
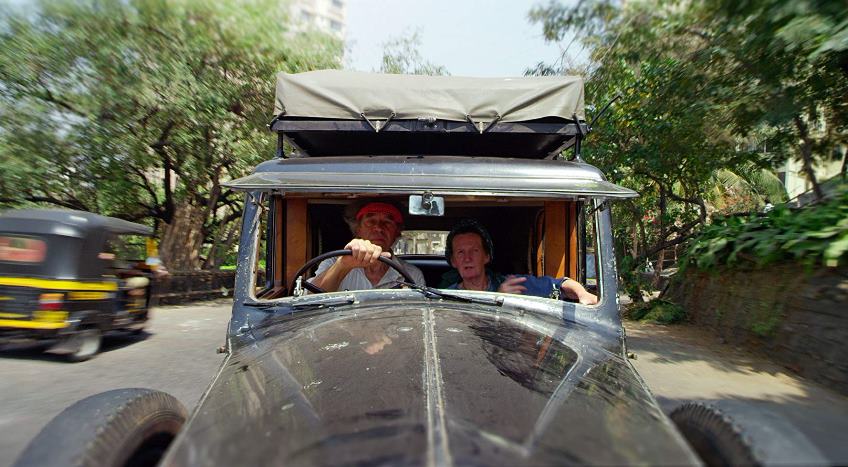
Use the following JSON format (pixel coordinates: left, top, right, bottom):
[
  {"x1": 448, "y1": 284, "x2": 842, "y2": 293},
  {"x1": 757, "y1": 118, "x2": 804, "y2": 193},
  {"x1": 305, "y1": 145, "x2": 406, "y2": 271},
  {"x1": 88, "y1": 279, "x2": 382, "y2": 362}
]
[
  {"x1": 625, "y1": 299, "x2": 686, "y2": 324},
  {"x1": 681, "y1": 186, "x2": 848, "y2": 271}
]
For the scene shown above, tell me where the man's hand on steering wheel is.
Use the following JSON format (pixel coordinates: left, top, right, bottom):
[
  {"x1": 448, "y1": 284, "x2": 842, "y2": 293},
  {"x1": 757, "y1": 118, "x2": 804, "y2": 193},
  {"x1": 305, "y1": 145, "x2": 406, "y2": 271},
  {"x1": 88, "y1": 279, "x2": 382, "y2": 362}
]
[
  {"x1": 290, "y1": 248, "x2": 416, "y2": 296},
  {"x1": 338, "y1": 238, "x2": 391, "y2": 269}
]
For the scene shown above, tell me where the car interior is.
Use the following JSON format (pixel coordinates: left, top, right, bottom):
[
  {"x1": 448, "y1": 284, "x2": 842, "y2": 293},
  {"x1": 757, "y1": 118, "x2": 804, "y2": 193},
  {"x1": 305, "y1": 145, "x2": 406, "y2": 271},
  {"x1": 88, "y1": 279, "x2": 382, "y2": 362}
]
[{"x1": 254, "y1": 195, "x2": 599, "y2": 300}]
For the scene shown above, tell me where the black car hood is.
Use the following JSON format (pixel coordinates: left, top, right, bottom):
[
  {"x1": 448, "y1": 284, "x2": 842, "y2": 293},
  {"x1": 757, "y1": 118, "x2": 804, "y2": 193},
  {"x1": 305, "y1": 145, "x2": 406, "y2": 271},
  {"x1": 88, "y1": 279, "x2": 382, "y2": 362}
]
[{"x1": 162, "y1": 300, "x2": 697, "y2": 466}]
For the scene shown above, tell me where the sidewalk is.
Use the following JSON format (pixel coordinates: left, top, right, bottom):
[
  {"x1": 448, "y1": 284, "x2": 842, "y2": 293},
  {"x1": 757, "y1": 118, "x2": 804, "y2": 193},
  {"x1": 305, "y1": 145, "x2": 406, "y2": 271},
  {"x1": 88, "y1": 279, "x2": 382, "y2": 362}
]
[{"x1": 625, "y1": 320, "x2": 848, "y2": 464}]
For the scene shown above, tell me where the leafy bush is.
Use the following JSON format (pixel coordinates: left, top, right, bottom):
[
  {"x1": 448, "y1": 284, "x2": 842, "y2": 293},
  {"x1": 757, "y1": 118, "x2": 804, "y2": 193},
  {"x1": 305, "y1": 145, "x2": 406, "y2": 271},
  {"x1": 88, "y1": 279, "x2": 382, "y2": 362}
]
[
  {"x1": 625, "y1": 299, "x2": 686, "y2": 324},
  {"x1": 618, "y1": 255, "x2": 657, "y2": 298},
  {"x1": 681, "y1": 186, "x2": 848, "y2": 270}
]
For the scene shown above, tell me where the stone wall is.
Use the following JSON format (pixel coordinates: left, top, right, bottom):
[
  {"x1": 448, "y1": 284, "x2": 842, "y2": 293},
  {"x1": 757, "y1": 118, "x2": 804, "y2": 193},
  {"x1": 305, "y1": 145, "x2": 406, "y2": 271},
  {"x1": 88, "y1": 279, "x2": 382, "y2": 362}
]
[{"x1": 665, "y1": 263, "x2": 848, "y2": 395}]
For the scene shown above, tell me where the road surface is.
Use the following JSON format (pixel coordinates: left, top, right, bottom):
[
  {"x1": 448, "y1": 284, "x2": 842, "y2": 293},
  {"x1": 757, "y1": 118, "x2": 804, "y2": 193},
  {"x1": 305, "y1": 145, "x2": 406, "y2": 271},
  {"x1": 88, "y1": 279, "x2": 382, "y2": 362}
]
[
  {"x1": 625, "y1": 320, "x2": 848, "y2": 464},
  {"x1": 3, "y1": 300, "x2": 847, "y2": 466},
  {"x1": 0, "y1": 300, "x2": 232, "y2": 467}
]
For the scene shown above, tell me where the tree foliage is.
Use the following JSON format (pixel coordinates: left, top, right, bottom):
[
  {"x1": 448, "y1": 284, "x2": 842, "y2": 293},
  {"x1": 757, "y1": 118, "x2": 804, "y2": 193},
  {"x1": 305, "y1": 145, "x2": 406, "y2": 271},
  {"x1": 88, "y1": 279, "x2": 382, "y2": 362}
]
[
  {"x1": 695, "y1": 0, "x2": 848, "y2": 199},
  {"x1": 0, "y1": 0, "x2": 342, "y2": 269},
  {"x1": 681, "y1": 186, "x2": 848, "y2": 270},
  {"x1": 379, "y1": 31, "x2": 449, "y2": 76},
  {"x1": 528, "y1": 0, "x2": 847, "y2": 296}
]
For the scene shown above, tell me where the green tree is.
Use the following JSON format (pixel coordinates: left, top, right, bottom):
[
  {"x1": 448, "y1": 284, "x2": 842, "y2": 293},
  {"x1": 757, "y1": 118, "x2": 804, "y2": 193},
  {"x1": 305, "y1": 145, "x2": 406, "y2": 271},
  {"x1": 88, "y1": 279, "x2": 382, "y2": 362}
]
[
  {"x1": 0, "y1": 0, "x2": 342, "y2": 269},
  {"x1": 528, "y1": 0, "x2": 846, "y2": 297},
  {"x1": 529, "y1": 1, "x2": 762, "y2": 296},
  {"x1": 379, "y1": 31, "x2": 449, "y2": 75},
  {"x1": 708, "y1": 167, "x2": 788, "y2": 216},
  {"x1": 694, "y1": 0, "x2": 848, "y2": 200}
]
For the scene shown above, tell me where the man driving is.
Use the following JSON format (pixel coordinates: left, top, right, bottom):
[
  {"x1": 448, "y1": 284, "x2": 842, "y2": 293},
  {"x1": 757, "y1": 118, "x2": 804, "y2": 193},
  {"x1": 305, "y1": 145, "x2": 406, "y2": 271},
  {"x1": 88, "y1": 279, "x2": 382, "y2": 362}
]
[
  {"x1": 444, "y1": 218, "x2": 598, "y2": 304},
  {"x1": 309, "y1": 201, "x2": 425, "y2": 292}
]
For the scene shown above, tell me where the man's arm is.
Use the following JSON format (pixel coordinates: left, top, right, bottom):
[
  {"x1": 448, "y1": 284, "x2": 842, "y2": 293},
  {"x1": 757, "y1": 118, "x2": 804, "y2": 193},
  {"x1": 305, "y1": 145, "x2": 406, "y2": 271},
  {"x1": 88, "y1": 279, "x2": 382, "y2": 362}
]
[
  {"x1": 310, "y1": 238, "x2": 389, "y2": 292},
  {"x1": 310, "y1": 258, "x2": 354, "y2": 292},
  {"x1": 405, "y1": 263, "x2": 427, "y2": 286}
]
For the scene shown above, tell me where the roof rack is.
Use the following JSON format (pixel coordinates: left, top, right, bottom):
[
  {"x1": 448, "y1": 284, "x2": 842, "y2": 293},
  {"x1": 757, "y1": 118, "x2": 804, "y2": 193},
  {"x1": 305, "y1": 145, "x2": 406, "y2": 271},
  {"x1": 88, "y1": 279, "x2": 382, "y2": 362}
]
[
  {"x1": 270, "y1": 71, "x2": 589, "y2": 160},
  {"x1": 270, "y1": 116, "x2": 589, "y2": 160}
]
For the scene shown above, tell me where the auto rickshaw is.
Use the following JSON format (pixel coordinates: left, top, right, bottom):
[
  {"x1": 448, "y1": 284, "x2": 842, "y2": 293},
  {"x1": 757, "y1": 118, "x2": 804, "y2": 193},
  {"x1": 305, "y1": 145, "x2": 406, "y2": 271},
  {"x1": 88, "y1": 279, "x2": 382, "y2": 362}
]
[{"x1": 0, "y1": 209, "x2": 157, "y2": 361}]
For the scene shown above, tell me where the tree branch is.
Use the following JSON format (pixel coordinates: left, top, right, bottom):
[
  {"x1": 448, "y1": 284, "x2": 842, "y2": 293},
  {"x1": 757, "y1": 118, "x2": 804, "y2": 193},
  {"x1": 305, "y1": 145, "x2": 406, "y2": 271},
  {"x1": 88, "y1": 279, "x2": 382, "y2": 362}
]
[
  {"x1": 33, "y1": 75, "x2": 85, "y2": 116},
  {"x1": 128, "y1": 165, "x2": 160, "y2": 207},
  {"x1": 150, "y1": 120, "x2": 177, "y2": 223},
  {"x1": 0, "y1": 195, "x2": 87, "y2": 211},
  {"x1": 793, "y1": 114, "x2": 825, "y2": 201},
  {"x1": 636, "y1": 233, "x2": 696, "y2": 267}
]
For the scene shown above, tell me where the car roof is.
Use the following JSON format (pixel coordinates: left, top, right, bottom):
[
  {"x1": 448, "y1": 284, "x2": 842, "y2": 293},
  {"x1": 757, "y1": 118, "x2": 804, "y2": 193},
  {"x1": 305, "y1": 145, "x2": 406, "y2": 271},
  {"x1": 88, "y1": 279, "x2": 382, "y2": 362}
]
[
  {"x1": 0, "y1": 209, "x2": 153, "y2": 237},
  {"x1": 224, "y1": 156, "x2": 638, "y2": 200}
]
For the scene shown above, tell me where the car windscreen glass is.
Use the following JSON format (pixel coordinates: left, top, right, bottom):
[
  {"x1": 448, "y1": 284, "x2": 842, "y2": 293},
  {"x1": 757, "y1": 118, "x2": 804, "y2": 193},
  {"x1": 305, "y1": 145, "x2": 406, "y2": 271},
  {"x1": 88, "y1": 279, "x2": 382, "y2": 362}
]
[
  {"x1": 248, "y1": 195, "x2": 604, "y2": 307},
  {"x1": 395, "y1": 231, "x2": 448, "y2": 255}
]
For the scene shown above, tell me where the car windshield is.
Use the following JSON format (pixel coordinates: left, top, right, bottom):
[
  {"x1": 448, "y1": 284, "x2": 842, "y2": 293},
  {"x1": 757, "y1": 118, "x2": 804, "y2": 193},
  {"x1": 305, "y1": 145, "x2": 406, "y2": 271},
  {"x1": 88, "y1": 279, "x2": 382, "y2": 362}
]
[
  {"x1": 249, "y1": 195, "x2": 603, "y2": 306},
  {"x1": 395, "y1": 230, "x2": 448, "y2": 255}
]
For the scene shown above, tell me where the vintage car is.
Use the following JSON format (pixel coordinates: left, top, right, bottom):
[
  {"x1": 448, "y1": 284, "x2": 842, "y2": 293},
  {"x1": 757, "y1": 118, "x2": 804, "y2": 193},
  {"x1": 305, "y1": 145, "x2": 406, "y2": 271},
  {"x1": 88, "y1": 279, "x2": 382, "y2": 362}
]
[
  {"x1": 16, "y1": 71, "x2": 763, "y2": 466},
  {"x1": 0, "y1": 209, "x2": 155, "y2": 361}
]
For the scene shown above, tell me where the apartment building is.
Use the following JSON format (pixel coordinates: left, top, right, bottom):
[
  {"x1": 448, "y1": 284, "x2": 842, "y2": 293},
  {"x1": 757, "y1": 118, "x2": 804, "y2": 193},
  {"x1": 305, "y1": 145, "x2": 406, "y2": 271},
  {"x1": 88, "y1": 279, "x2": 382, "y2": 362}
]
[{"x1": 290, "y1": 0, "x2": 346, "y2": 38}]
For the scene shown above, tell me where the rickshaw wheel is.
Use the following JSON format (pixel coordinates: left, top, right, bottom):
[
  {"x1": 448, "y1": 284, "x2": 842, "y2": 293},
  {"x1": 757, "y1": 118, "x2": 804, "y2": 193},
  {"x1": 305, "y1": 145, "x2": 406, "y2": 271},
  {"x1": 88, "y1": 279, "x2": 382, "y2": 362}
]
[{"x1": 65, "y1": 327, "x2": 102, "y2": 362}]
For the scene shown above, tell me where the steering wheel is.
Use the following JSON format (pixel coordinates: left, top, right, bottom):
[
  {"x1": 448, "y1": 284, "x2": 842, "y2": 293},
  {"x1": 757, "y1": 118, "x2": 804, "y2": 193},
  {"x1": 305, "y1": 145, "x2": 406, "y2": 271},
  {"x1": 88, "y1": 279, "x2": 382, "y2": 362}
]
[{"x1": 289, "y1": 249, "x2": 416, "y2": 296}]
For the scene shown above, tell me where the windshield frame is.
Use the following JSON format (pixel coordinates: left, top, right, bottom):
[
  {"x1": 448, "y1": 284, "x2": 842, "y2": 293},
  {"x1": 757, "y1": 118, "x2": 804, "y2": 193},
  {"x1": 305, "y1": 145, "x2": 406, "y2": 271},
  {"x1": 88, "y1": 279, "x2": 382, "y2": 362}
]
[{"x1": 240, "y1": 194, "x2": 607, "y2": 310}]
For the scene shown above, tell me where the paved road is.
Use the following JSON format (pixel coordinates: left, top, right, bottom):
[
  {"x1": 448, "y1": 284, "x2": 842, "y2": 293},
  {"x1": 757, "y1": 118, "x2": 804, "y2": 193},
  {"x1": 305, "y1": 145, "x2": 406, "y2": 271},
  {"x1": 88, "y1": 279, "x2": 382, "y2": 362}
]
[
  {"x1": 4, "y1": 301, "x2": 846, "y2": 465},
  {"x1": 625, "y1": 320, "x2": 848, "y2": 464},
  {"x1": 0, "y1": 300, "x2": 232, "y2": 467}
]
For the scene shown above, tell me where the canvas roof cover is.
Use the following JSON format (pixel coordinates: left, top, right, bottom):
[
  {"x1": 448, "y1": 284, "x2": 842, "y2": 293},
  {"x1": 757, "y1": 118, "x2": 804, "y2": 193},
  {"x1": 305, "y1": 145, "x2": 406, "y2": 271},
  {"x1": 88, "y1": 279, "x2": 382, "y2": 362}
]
[{"x1": 274, "y1": 70, "x2": 585, "y2": 122}]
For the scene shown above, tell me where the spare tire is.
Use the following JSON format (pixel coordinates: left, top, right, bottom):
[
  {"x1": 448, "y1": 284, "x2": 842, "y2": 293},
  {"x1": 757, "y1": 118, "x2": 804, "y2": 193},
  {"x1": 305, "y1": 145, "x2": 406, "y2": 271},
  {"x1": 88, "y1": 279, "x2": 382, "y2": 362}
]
[
  {"x1": 14, "y1": 388, "x2": 187, "y2": 467},
  {"x1": 670, "y1": 402, "x2": 759, "y2": 467}
]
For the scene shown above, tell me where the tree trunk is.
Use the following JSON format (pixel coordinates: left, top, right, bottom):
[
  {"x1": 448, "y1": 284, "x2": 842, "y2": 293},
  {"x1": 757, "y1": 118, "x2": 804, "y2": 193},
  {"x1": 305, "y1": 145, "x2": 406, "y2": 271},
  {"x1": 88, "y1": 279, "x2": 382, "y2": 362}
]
[
  {"x1": 793, "y1": 115, "x2": 824, "y2": 202},
  {"x1": 204, "y1": 219, "x2": 240, "y2": 270},
  {"x1": 159, "y1": 202, "x2": 206, "y2": 270},
  {"x1": 631, "y1": 222, "x2": 639, "y2": 258},
  {"x1": 799, "y1": 142, "x2": 824, "y2": 201},
  {"x1": 655, "y1": 248, "x2": 666, "y2": 287}
]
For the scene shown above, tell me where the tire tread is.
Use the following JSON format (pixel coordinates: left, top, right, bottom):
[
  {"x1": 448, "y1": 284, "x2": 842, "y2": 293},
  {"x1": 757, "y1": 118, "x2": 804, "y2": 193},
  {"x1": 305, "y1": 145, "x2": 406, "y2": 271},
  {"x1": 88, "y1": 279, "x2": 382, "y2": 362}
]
[
  {"x1": 13, "y1": 388, "x2": 187, "y2": 467},
  {"x1": 670, "y1": 402, "x2": 759, "y2": 467}
]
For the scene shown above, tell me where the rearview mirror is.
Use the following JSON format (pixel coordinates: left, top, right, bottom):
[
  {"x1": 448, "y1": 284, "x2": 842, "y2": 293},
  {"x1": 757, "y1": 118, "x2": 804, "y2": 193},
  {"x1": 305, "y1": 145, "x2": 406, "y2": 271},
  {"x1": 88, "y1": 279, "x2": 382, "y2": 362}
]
[{"x1": 408, "y1": 192, "x2": 444, "y2": 216}]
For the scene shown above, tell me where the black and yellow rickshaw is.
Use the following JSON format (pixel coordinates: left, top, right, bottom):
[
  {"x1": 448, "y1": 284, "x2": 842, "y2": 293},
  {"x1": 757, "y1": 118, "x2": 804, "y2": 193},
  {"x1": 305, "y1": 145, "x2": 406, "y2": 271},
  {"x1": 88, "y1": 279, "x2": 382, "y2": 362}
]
[{"x1": 0, "y1": 209, "x2": 158, "y2": 361}]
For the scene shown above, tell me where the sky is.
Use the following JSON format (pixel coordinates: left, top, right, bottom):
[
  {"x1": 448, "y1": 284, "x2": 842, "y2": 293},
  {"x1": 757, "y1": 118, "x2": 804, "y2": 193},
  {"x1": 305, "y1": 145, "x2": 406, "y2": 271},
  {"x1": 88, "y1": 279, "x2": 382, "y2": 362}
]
[{"x1": 344, "y1": 0, "x2": 580, "y2": 77}]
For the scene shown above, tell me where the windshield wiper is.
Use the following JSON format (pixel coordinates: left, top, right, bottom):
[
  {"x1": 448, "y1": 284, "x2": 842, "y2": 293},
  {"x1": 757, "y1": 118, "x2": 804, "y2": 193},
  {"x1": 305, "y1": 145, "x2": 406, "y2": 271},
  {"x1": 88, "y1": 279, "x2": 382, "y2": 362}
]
[
  {"x1": 244, "y1": 295, "x2": 357, "y2": 311},
  {"x1": 392, "y1": 281, "x2": 504, "y2": 307}
]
